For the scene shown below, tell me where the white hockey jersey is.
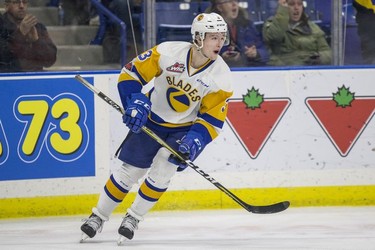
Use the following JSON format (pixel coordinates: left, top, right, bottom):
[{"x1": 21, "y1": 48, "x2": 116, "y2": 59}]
[{"x1": 118, "y1": 41, "x2": 233, "y2": 143}]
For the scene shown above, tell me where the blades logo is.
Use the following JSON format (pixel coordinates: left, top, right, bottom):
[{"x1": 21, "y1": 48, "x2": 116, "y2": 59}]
[
  {"x1": 166, "y1": 62, "x2": 185, "y2": 73},
  {"x1": 306, "y1": 85, "x2": 375, "y2": 157},
  {"x1": 226, "y1": 87, "x2": 291, "y2": 159}
]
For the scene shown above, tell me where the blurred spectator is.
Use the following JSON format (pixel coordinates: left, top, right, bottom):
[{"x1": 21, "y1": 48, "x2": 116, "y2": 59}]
[
  {"x1": 0, "y1": 13, "x2": 16, "y2": 71},
  {"x1": 262, "y1": 0, "x2": 331, "y2": 66},
  {"x1": 0, "y1": 0, "x2": 57, "y2": 72},
  {"x1": 99, "y1": 0, "x2": 143, "y2": 64},
  {"x1": 61, "y1": 0, "x2": 91, "y2": 25},
  {"x1": 207, "y1": 0, "x2": 269, "y2": 67},
  {"x1": 353, "y1": 0, "x2": 375, "y2": 64}
]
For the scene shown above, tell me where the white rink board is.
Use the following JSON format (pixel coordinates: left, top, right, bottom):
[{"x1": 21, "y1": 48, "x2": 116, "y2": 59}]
[
  {"x1": 108, "y1": 67, "x2": 375, "y2": 191},
  {"x1": 0, "y1": 68, "x2": 374, "y2": 198}
]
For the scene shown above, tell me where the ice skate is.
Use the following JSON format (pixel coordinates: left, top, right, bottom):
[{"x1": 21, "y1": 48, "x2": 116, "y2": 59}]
[
  {"x1": 117, "y1": 213, "x2": 140, "y2": 245},
  {"x1": 80, "y1": 213, "x2": 104, "y2": 242}
]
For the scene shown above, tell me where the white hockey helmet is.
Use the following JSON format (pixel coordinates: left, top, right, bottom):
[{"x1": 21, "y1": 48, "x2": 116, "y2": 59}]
[{"x1": 191, "y1": 13, "x2": 229, "y2": 45}]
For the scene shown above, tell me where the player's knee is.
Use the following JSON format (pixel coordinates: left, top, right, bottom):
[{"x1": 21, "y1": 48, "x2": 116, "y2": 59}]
[
  {"x1": 147, "y1": 148, "x2": 177, "y2": 188},
  {"x1": 113, "y1": 163, "x2": 148, "y2": 190}
]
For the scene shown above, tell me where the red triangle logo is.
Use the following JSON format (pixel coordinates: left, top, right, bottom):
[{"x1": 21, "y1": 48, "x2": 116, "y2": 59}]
[
  {"x1": 305, "y1": 97, "x2": 375, "y2": 156},
  {"x1": 226, "y1": 98, "x2": 291, "y2": 159}
]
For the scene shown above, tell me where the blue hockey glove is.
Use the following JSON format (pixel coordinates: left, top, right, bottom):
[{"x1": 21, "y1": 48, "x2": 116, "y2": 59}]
[
  {"x1": 168, "y1": 131, "x2": 205, "y2": 171},
  {"x1": 122, "y1": 93, "x2": 151, "y2": 133}
]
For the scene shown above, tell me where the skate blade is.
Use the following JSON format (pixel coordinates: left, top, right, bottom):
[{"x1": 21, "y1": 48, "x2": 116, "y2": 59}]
[
  {"x1": 117, "y1": 236, "x2": 127, "y2": 246},
  {"x1": 80, "y1": 232, "x2": 89, "y2": 243}
]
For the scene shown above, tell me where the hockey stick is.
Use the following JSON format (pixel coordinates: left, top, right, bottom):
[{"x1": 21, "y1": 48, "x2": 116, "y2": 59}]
[{"x1": 75, "y1": 75, "x2": 290, "y2": 214}]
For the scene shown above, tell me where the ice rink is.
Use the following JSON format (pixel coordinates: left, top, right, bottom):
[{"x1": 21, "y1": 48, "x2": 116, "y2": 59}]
[{"x1": 0, "y1": 206, "x2": 374, "y2": 250}]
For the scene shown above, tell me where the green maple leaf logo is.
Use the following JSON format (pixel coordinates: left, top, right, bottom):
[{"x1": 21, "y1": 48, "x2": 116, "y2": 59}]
[
  {"x1": 333, "y1": 85, "x2": 354, "y2": 108},
  {"x1": 243, "y1": 87, "x2": 264, "y2": 110}
]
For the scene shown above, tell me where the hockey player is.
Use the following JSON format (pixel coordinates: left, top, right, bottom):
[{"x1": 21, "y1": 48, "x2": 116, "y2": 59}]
[{"x1": 80, "y1": 12, "x2": 233, "y2": 244}]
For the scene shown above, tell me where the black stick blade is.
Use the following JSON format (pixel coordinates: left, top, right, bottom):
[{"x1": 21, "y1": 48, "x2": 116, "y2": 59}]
[{"x1": 249, "y1": 201, "x2": 290, "y2": 214}]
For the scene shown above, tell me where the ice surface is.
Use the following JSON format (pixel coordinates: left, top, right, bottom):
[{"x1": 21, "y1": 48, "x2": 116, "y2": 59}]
[{"x1": 0, "y1": 207, "x2": 374, "y2": 250}]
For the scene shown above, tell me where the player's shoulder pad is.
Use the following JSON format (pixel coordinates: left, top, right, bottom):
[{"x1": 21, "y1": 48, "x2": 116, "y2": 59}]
[
  {"x1": 156, "y1": 41, "x2": 192, "y2": 57},
  {"x1": 210, "y1": 57, "x2": 233, "y2": 92}
]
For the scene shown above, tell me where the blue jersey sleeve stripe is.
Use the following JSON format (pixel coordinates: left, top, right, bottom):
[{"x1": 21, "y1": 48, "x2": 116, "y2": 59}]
[
  {"x1": 118, "y1": 80, "x2": 143, "y2": 108},
  {"x1": 191, "y1": 122, "x2": 214, "y2": 145},
  {"x1": 198, "y1": 113, "x2": 224, "y2": 129}
]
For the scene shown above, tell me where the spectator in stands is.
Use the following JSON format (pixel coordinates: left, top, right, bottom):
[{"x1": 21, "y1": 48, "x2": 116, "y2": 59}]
[
  {"x1": 61, "y1": 0, "x2": 91, "y2": 25},
  {"x1": 0, "y1": 13, "x2": 17, "y2": 71},
  {"x1": 207, "y1": 0, "x2": 269, "y2": 67},
  {"x1": 262, "y1": 0, "x2": 331, "y2": 66},
  {"x1": 353, "y1": 0, "x2": 375, "y2": 64},
  {"x1": 0, "y1": 0, "x2": 57, "y2": 72},
  {"x1": 101, "y1": 0, "x2": 143, "y2": 64}
]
